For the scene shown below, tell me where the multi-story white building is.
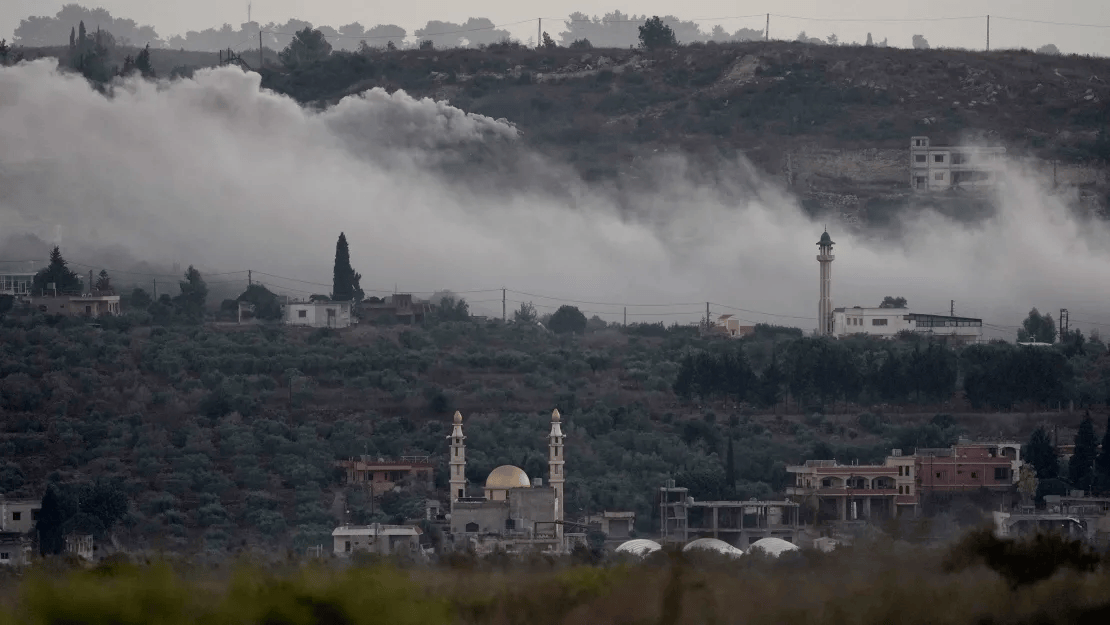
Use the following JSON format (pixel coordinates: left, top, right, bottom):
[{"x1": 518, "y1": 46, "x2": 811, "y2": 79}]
[
  {"x1": 832, "y1": 307, "x2": 983, "y2": 344},
  {"x1": 910, "y1": 136, "x2": 1006, "y2": 192}
]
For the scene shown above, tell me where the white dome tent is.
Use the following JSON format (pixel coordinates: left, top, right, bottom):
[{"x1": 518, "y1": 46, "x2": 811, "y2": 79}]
[
  {"x1": 615, "y1": 539, "x2": 662, "y2": 557},
  {"x1": 747, "y1": 537, "x2": 799, "y2": 557},
  {"x1": 682, "y1": 538, "x2": 745, "y2": 557}
]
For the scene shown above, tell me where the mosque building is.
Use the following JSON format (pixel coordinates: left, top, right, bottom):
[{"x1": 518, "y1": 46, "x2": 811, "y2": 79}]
[{"x1": 446, "y1": 409, "x2": 571, "y2": 552}]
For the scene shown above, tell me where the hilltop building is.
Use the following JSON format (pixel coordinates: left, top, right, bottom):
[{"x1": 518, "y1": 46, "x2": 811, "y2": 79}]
[
  {"x1": 358, "y1": 294, "x2": 434, "y2": 324},
  {"x1": 0, "y1": 271, "x2": 34, "y2": 297},
  {"x1": 337, "y1": 456, "x2": 435, "y2": 497},
  {"x1": 787, "y1": 441, "x2": 1022, "y2": 521},
  {"x1": 910, "y1": 136, "x2": 1006, "y2": 192},
  {"x1": 282, "y1": 300, "x2": 352, "y2": 328},
  {"x1": 832, "y1": 307, "x2": 983, "y2": 344},
  {"x1": 447, "y1": 410, "x2": 575, "y2": 553}
]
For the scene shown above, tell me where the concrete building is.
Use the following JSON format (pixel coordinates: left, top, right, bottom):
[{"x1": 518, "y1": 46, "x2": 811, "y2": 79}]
[
  {"x1": 358, "y1": 294, "x2": 433, "y2": 324},
  {"x1": 583, "y1": 511, "x2": 636, "y2": 540},
  {"x1": 659, "y1": 481, "x2": 801, "y2": 548},
  {"x1": 832, "y1": 308, "x2": 984, "y2": 344},
  {"x1": 282, "y1": 300, "x2": 352, "y2": 328},
  {"x1": 0, "y1": 271, "x2": 34, "y2": 297},
  {"x1": 337, "y1": 456, "x2": 435, "y2": 497},
  {"x1": 332, "y1": 524, "x2": 421, "y2": 556},
  {"x1": 910, "y1": 136, "x2": 1006, "y2": 192},
  {"x1": 816, "y1": 230, "x2": 834, "y2": 336},
  {"x1": 712, "y1": 315, "x2": 755, "y2": 338},
  {"x1": 447, "y1": 410, "x2": 573, "y2": 552},
  {"x1": 1, "y1": 499, "x2": 41, "y2": 534},
  {"x1": 0, "y1": 532, "x2": 31, "y2": 566},
  {"x1": 28, "y1": 293, "x2": 120, "y2": 317},
  {"x1": 787, "y1": 441, "x2": 1022, "y2": 522}
]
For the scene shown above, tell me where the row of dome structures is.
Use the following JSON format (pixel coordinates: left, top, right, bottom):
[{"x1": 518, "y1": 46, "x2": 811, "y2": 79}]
[{"x1": 616, "y1": 537, "x2": 809, "y2": 558}]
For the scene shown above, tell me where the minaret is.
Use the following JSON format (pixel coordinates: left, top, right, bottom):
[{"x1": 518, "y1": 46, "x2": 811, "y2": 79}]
[
  {"x1": 817, "y1": 229, "x2": 835, "y2": 336},
  {"x1": 548, "y1": 408, "x2": 565, "y2": 541},
  {"x1": 448, "y1": 411, "x2": 466, "y2": 513}
]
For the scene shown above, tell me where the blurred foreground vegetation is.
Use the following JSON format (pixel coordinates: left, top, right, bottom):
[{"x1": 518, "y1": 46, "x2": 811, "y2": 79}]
[{"x1": 1, "y1": 531, "x2": 1108, "y2": 625}]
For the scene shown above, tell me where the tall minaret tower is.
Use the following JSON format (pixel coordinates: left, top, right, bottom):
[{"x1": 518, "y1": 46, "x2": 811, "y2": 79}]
[
  {"x1": 448, "y1": 411, "x2": 466, "y2": 512},
  {"x1": 817, "y1": 229, "x2": 835, "y2": 336},
  {"x1": 548, "y1": 408, "x2": 565, "y2": 541}
]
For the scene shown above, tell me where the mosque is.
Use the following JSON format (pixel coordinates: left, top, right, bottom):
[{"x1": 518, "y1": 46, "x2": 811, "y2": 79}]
[{"x1": 446, "y1": 409, "x2": 571, "y2": 552}]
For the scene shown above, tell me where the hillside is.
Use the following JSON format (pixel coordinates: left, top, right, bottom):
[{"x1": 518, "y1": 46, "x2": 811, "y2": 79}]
[
  {"x1": 2, "y1": 303, "x2": 1109, "y2": 553},
  {"x1": 17, "y1": 39, "x2": 1110, "y2": 222}
]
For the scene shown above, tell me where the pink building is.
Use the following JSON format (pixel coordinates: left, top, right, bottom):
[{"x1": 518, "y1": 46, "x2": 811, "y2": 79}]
[{"x1": 788, "y1": 442, "x2": 1022, "y2": 522}]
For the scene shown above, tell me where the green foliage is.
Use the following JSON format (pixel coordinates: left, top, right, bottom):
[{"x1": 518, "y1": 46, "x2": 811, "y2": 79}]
[
  {"x1": 541, "y1": 32, "x2": 557, "y2": 49},
  {"x1": 569, "y1": 38, "x2": 592, "y2": 50},
  {"x1": 437, "y1": 297, "x2": 470, "y2": 322},
  {"x1": 638, "y1": 16, "x2": 677, "y2": 50},
  {"x1": 943, "y1": 528, "x2": 1101, "y2": 588},
  {"x1": 514, "y1": 301, "x2": 538, "y2": 324},
  {"x1": 1024, "y1": 426, "x2": 1059, "y2": 480},
  {"x1": 548, "y1": 305, "x2": 587, "y2": 335},
  {"x1": 173, "y1": 266, "x2": 207, "y2": 322},
  {"x1": 879, "y1": 296, "x2": 907, "y2": 308},
  {"x1": 1067, "y1": 414, "x2": 1098, "y2": 489},
  {"x1": 1018, "y1": 308, "x2": 1057, "y2": 343},
  {"x1": 280, "y1": 26, "x2": 334, "y2": 70},
  {"x1": 31, "y1": 246, "x2": 83, "y2": 294}
]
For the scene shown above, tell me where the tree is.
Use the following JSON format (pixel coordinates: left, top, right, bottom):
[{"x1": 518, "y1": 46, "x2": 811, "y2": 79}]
[
  {"x1": 279, "y1": 27, "x2": 333, "y2": 69},
  {"x1": 865, "y1": 33, "x2": 874, "y2": 46},
  {"x1": 1018, "y1": 308, "x2": 1057, "y2": 343},
  {"x1": 725, "y1": 436, "x2": 736, "y2": 489},
  {"x1": 1068, "y1": 414, "x2": 1099, "y2": 490},
  {"x1": 912, "y1": 34, "x2": 930, "y2": 49},
  {"x1": 94, "y1": 269, "x2": 112, "y2": 293},
  {"x1": 437, "y1": 297, "x2": 470, "y2": 322},
  {"x1": 514, "y1": 301, "x2": 537, "y2": 324},
  {"x1": 1024, "y1": 426, "x2": 1059, "y2": 480},
  {"x1": 880, "y1": 296, "x2": 908, "y2": 309},
  {"x1": 548, "y1": 305, "x2": 587, "y2": 334},
  {"x1": 331, "y1": 233, "x2": 363, "y2": 302},
  {"x1": 569, "y1": 38, "x2": 592, "y2": 50},
  {"x1": 32, "y1": 246, "x2": 83, "y2": 294},
  {"x1": 174, "y1": 265, "x2": 208, "y2": 321},
  {"x1": 36, "y1": 483, "x2": 78, "y2": 556},
  {"x1": 638, "y1": 16, "x2": 677, "y2": 50},
  {"x1": 128, "y1": 287, "x2": 152, "y2": 310},
  {"x1": 135, "y1": 43, "x2": 155, "y2": 78},
  {"x1": 1094, "y1": 415, "x2": 1110, "y2": 493},
  {"x1": 237, "y1": 284, "x2": 282, "y2": 320},
  {"x1": 541, "y1": 31, "x2": 557, "y2": 49}
]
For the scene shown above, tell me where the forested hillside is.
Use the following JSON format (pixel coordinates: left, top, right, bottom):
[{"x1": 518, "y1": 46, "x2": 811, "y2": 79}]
[{"x1": 3, "y1": 295, "x2": 1109, "y2": 553}]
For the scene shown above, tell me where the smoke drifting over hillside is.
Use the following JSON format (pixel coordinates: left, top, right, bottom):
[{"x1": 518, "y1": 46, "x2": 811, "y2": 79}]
[{"x1": 1, "y1": 59, "x2": 1109, "y2": 338}]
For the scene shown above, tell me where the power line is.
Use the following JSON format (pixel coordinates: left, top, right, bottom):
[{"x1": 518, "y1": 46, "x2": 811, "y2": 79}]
[
  {"x1": 770, "y1": 14, "x2": 985, "y2": 23},
  {"x1": 992, "y1": 16, "x2": 1110, "y2": 29}
]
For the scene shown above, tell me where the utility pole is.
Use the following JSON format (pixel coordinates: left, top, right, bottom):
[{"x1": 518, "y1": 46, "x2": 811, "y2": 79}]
[
  {"x1": 538, "y1": 18, "x2": 542, "y2": 49},
  {"x1": 951, "y1": 300, "x2": 954, "y2": 317},
  {"x1": 624, "y1": 307, "x2": 627, "y2": 327},
  {"x1": 502, "y1": 287, "x2": 506, "y2": 322},
  {"x1": 706, "y1": 302, "x2": 710, "y2": 330},
  {"x1": 259, "y1": 30, "x2": 263, "y2": 69},
  {"x1": 248, "y1": 270, "x2": 252, "y2": 287},
  {"x1": 1059, "y1": 309, "x2": 1069, "y2": 338},
  {"x1": 88, "y1": 270, "x2": 93, "y2": 294},
  {"x1": 153, "y1": 278, "x2": 157, "y2": 299},
  {"x1": 986, "y1": 15, "x2": 990, "y2": 52},
  {"x1": 765, "y1": 14, "x2": 770, "y2": 41}
]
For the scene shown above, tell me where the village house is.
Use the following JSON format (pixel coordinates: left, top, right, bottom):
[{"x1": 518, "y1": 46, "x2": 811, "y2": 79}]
[
  {"x1": 337, "y1": 456, "x2": 435, "y2": 497},
  {"x1": 0, "y1": 498, "x2": 41, "y2": 534},
  {"x1": 712, "y1": 314, "x2": 755, "y2": 338},
  {"x1": 832, "y1": 307, "x2": 983, "y2": 344},
  {"x1": 332, "y1": 524, "x2": 422, "y2": 556},
  {"x1": 357, "y1": 294, "x2": 433, "y2": 324},
  {"x1": 0, "y1": 271, "x2": 34, "y2": 297},
  {"x1": 282, "y1": 300, "x2": 352, "y2": 328},
  {"x1": 910, "y1": 136, "x2": 1006, "y2": 191},
  {"x1": 28, "y1": 292, "x2": 121, "y2": 317},
  {"x1": 787, "y1": 441, "x2": 1022, "y2": 521}
]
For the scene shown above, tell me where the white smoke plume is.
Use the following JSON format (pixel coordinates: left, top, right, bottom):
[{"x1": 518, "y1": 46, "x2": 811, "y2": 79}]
[{"x1": 1, "y1": 59, "x2": 1109, "y2": 339}]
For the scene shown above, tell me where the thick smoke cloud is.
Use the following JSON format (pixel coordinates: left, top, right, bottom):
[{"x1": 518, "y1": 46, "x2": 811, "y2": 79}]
[{"x1": 1, "y1": 59, "x2": 1109, "y2": 339}]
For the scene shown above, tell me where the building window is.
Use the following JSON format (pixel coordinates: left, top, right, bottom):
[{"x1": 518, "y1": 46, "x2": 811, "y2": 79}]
[
  {"x1": 915, "y1": 154, "x2": 926, "y2": 162},
  {"x1": 872, "y1": 319, "x2": 888, "y2": 326},
  {"x1": 298, "y1": 310, "x2": 307, "y2": 318},
  {"x1": 0, "y1": 553, "x2": 8, "y2": 561},
  {"x1": 934, "y1": 172, "x2": 945, "y2": 181},
  {"x1": 11, "y1": 512, "x2": 20, "y2": 521},
  {"x1": 821, "y1": 478, "x2": 831, "y2": 488},
  {"x1": 465, "y1": 522, "x2": 479, "y2": 533},
  {"x1": 971, "y1": 472, "x2": 978, "y2": 479},
  {"x1": 994, "y1": 468, "x2": 1010, "y2": 480},
  {"x1": 457, "y1": 488, "x2": 463, "y2": 498},
  {"x1": 934, "y1": 154, "x2": 945, "y2": 163},
  {"x1": 345, "y1": 540, "x2": 351, "y2": 552},
  {"x1": 898, "y1": 466, "x2": 903, "y2": 476},
  {"x1": 935, "y1": 472, "x2": 943, "y2": 479}
]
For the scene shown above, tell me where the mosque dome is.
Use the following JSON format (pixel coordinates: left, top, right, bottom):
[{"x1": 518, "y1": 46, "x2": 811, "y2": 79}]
[
  {"x1": 485, "y1": 465, "x2": 531, "y2": 490},
  {"x1": 818, "y1": 230, "x2": 834, "y2": 246},
  {"x1": 616, "y1": 539, "x2": 662, "y2": 557}
]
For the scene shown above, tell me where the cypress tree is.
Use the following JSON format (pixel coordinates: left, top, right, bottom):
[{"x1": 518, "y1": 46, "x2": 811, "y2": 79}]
[
  {"x1": 1024, "y1": 426, "x2": 1059, "y2": 480},
  {"x1": 1068, "y1": 414, "x2": 1098, "y2": 490},
  {"x1": 1094, "y1": 416, "x2": 1110, "y2": 492},
  {"x1": 331, "y1": 233, "x2": 363, "y2": 302}
]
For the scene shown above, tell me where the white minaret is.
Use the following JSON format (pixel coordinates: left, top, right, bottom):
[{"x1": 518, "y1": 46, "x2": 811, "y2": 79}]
[
  {"x1": 448, "y1": 410, "x2": 466, "y2": 512},
  {"x1": 817, "y1": 229, "x2": 835, "y2": 336},
  {"x1": 548, "y1": 408, "x2": 565, "y2": 541}
]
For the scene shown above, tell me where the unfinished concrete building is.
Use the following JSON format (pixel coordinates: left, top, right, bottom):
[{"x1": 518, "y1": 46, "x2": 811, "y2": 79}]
[{"x1": 659, "y1": 482, "x2": 801, "y2": 548}]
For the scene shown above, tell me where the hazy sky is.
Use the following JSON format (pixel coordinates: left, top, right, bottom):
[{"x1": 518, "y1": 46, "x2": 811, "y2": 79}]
[{"x1": 7, "y1": 1, "x2": 1110, "y2": 55}]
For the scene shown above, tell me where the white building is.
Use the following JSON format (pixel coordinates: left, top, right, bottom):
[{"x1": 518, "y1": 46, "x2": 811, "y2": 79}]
[
  {"x1": 0, "y1": 272, "x2": 34, "y2": 297},
  {"x1": 282, "y1": 300, "x2": 352, "y2": 328},
  {"x1": 910, "y1": 136, "x2": 1006, "y2": 192},
  {"x1": 832, "y1": 307, "x2": 983, "y2": 344}
]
